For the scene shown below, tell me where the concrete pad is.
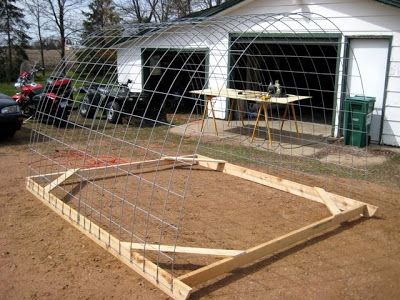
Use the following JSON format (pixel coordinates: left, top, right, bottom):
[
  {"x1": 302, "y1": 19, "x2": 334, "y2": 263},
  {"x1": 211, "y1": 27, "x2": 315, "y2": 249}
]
[
  {"x1": 170, "y1": 118, "x2": 388, "y2": 168},
  {"x1": 323, "y1": 153, "x2": 387, "y2": 168}
]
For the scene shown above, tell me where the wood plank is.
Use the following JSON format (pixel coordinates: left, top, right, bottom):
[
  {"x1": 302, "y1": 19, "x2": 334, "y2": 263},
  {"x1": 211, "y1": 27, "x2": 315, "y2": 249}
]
[
  {"x1": 76, "y1": 161, "x2": 192, "y2": 183},
  {"x1": 191, "y1": 88, "x2": 312, "y2": 104},
  {"x1": 37, "y1": 157, "x2": 195, "y2": 179},
  {"x1": 120, "y1": 242, "x2": 243, "y2": 257},
  {"x1": 79, "y1": 157, "x2": 193, "y2": 173},
  {"x1": 26, "y1": 177, "x2": 192, "y2": 300},
  {"x1": 43, "y1": 168, "x2": 80, "y2": 193},
  {"x1": 196, "y1": 155, "x2": 377, "y2": 217},
  {"x1": 315, "y1": 187, "x2": 341, "y2": 215},
  {"x1": 51, "y1": 159, "x2": 194, "y2": 187},
  {"x1": 163, "y1": 156, "x2": 226, "y2": 164},
  {"x1": 179, "y1": 204, "x2": 367, "y2": 286}
]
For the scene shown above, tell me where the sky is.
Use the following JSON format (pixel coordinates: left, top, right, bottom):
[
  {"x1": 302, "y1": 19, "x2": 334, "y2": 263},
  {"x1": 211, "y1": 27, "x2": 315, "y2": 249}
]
[{"x1": 18, "y1": 0, "x2": 90, "y2": 43}]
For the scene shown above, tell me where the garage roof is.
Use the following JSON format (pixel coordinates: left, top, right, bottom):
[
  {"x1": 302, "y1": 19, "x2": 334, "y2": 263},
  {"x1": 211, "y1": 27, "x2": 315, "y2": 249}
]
[
  {"x1": 184, "y1": 0, "x2": 245, "y2": 18},
  {"x1": 184, "y1": 0, "x2": 400, "y2": 18}
]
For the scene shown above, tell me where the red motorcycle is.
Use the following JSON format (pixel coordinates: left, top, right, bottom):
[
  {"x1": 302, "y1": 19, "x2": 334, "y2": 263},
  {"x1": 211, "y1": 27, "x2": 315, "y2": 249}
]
[
  {"x1": 12, "y1": 63, "x2": 74, "y2": 126},
  {"x1": 12, "y1": 63, "x2": 43, "y2": 116}
]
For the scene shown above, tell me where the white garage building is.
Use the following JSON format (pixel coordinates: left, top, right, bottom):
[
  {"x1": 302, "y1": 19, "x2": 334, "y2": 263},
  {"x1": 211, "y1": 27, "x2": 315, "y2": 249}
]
[{"x1": 117, "y1": 0, "x2": 400, "y2": 146}]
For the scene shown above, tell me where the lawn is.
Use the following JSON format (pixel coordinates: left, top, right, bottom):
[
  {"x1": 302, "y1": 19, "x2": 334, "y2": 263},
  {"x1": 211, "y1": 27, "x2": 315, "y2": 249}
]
[
  {"x1": 0, "y1": 82, "x2": 16, "y2": 96},
  {"x1": 0, "y1": 71, "x2": 53, "y2": 97}
]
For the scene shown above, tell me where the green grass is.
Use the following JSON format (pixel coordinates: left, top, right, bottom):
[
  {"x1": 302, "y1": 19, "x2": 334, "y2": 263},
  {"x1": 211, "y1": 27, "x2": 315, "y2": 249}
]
[
  {"x1": 0, "y1": 71, "x2": 98, "y2": 107},
  {"x1": 0, "y1": 82, "x2": 16, "y2": 96},
  {"x1": 368, "y1": 153, "x2": 400, "y2": 187},
  {"x1": 0, "y1": 71, "x2": 53, "y2": 97},
  {"x1": 19, "y1": 105, "x2": 400, "y2": 189}
]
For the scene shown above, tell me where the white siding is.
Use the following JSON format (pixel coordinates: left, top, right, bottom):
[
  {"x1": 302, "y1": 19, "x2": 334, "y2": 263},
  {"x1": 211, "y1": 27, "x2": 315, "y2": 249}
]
[
  {"x1": 117, "y1": 0, "x2": 400, "y2": 146},
  {"x1": 223, "y1": 0, "x2": 400, "y2": 146}
]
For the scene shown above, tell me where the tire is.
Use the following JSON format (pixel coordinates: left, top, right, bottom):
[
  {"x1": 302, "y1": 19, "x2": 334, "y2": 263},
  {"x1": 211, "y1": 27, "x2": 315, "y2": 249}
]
[
  {"x1": 8, "y1": 130, "x2": 17, "y2": 138},
  {"x1": 52, "y1": 106, "x2": 70, "y2": 128},
  {"x1": 106, "y1": 101, "x2": 121, "y2": 124},
  {"x1": 79, "y1": 95, "x2": 96, "y2": 118},
  {"x1": 1, "y1": 129, "x2": 16, "y2": 139}
]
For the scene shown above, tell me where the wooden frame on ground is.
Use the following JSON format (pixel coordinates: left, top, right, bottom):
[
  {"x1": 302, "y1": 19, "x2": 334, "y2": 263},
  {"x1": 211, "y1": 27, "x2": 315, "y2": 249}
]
[{"x1": 26, "y1": 154, "x2": 377, "y2": 300}]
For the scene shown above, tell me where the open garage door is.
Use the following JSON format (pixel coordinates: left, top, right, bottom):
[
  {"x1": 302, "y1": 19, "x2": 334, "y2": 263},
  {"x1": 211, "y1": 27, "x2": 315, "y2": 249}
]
[
  {"x1": 229, "y1": 36, "x2": 340, "y2": 125},
  {"x1": 142, "y1": 49, "x2": 207, "y2": 113}
]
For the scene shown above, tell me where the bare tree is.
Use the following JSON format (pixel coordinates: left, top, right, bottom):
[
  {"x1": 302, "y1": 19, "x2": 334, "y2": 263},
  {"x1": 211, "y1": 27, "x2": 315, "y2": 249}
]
[
  {"x1": 45, "y1": 0, "x2": 84, "y2": 59},
  {"x1": 170, "y1": 0, "x2": 191, "y2": 18},
  {"x1": 115, "y1": 0, "x2": 162, "y2": 23},
  {"x1": 115, "y1": 0, "x2": 227, "y2": 23},
  {"x1": 25, "y1": 0, "x2": 48, "y2": 75}
]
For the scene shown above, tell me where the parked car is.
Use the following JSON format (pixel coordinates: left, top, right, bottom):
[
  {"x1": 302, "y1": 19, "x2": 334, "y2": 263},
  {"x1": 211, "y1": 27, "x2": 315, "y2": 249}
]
[
  {"x1": 79, "y1": 81, "x2": 166, "y2": 124},
  {"x1": 0, "y1": 93, "x2": 23, "y2": 138}
]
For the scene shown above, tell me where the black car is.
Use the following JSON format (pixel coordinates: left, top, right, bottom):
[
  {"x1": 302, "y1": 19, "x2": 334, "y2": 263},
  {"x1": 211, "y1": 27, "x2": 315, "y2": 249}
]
[
  {"x1": 0, "y1": 93, "x2": 23, "y2": 138},
  {"x1": 79, "y1": 81, "x2": 166, "y2": 124}
]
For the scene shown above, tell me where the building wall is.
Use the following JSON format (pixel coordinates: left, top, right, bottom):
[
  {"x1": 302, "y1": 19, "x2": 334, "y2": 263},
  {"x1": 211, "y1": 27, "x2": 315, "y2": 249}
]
[
  {"x1": 117, "y1": 0, "x2": 400, "y2": 146},
  {"x1": 222, "y1": 0, "x2": 400, "y2": 146}
]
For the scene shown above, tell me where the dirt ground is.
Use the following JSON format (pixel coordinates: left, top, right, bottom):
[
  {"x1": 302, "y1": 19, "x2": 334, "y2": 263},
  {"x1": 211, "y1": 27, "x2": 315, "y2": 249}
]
[{"x1": 1, "y1": 127, "x2": 400, "y2": 299}]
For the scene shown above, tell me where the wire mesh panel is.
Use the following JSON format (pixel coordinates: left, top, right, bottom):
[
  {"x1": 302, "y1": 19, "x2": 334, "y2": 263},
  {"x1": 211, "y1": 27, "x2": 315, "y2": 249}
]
[{"x1": 27, "y1": 13, "x2": 377, "y2": 298}]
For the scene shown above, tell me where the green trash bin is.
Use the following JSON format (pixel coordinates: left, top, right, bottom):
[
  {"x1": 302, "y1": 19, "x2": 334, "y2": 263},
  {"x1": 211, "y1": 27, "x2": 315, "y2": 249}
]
[{"x1": 343, "y1": 96, "x2": 375, "y2": 148}]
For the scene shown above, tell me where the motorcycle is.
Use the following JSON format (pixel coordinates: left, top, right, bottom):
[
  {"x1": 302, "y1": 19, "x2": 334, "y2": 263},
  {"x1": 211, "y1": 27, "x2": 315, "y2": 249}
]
[
  {"x1": 32, "y1": 74, "x2": 74, "y2": 127},
  {"x1": 12, "y1": 62, "x2": 74, "y2": 126},
  {"x1": 12, "y1": 63, "x2": 44, "y2": 116}
]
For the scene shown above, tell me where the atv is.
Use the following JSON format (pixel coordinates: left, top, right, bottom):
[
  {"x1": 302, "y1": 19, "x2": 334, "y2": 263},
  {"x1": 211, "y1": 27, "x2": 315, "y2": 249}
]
[{"x1": 79, "y1": 80, "x2": 166, "y2": 124}]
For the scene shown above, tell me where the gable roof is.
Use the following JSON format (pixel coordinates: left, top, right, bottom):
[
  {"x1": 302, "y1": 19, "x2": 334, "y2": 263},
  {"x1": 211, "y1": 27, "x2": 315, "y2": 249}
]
[
  {"x1": 184, "y1": 0, "x2": 400, "y2": 19},
  {"x1": 184, "y1": 0, "x2": 245, "y2": 18}
]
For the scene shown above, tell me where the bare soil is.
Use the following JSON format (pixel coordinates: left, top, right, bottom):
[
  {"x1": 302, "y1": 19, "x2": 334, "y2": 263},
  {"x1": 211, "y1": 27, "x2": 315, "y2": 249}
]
[{"x1": 1, "y1": 127, "x2": 400, "y2": 299}]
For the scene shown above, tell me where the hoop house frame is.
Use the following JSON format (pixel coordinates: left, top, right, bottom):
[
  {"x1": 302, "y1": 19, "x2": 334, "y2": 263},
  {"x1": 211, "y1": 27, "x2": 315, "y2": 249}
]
[{"x1": 27, "y1": 12, "x2": 377, "y2": 299}]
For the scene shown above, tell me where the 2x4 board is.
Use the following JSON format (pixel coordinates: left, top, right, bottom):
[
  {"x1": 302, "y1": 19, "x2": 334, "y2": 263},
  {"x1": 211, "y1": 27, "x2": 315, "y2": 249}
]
[{"x1": 26, "y1": 154, "x2": 377, "y2": 299}]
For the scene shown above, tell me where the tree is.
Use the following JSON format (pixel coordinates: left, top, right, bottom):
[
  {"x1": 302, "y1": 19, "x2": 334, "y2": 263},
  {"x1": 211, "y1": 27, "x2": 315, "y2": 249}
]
[
  {"x1": 115, "y1": 0, "x2": 162, "y2": 23},
  {"x1": 82, "y1": 0, "x2": 120, "y2": 36},
  {"x1": 171, "y1": 0, "x2": 191, "y2": 18},
  {"x1": 114, "y1": 0, "x2": 228, "y2": 23},
  {"x1": 25, "y1": 0, "x2": 48, "y2": 75},
  {"x1": 0, "y1": 0, "x2": 30, "y2": 82},
  {"x1": 78, "y1": 0, "x2": 120, "y2": 76},
  {"x1": 45, "y1": 0, "x2": 83, "y2": 60}
]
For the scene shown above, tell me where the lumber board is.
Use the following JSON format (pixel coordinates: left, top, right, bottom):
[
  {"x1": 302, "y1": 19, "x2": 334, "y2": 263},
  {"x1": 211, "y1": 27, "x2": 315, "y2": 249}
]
[
  {"x1": 163, "y1": 156, "x2": 226, "y2": 164},
  {"x1": 43, "y1": 168, "x2": 80, "y2": 193},
  {"x1": 26, "y1": 177, "x2": 192, "y2": 300},
  {"x1": 27, "y1": 154, "x2": 378, "y2": 298},
  {"x1": 120, "y1": 242, "x2": 243, "y2": 257},
  {"x1": 80, "y1": 157, "x2": 190, "y2": 172},
  {"x1": 74, "y1": 160, "x2": 191, "y2": 184},
  {"x1": 179, "y1": 204, "x2": 367, "y2": 286},
  {"x1": 315, "y1": 187, "x2": 341, "y2": 215},
  {"x1": 196, "y1": 155, "x2": 377, "y2": 217},
  {"x1": 38, "y1": 158, "x2": 195, "y2": 188}
]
